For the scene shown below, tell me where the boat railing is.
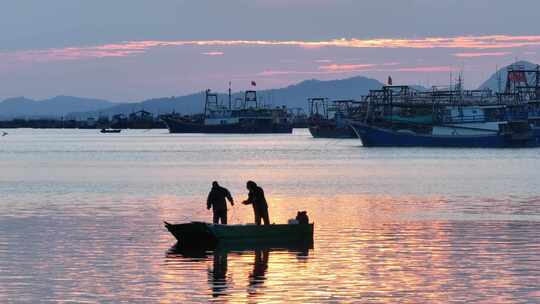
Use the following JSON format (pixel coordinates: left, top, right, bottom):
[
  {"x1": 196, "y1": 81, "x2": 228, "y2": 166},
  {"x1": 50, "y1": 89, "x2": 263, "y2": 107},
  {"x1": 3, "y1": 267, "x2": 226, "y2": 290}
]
[
  {"x1": 441, "y1": 114, "x2": 487, "y2": 124},
  {"x1": 506, "y1": 111, "x2": 529, "y2": 121}
]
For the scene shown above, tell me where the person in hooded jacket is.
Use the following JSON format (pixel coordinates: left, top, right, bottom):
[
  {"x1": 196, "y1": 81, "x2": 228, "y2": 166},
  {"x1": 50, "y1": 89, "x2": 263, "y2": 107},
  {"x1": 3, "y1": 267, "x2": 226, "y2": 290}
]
[
  {"x1": 242, "y1": 181, "x2": 270, "y2": 225},
  {"x1": 207, "y1": 181, "x2": 234, "y2": 224}
]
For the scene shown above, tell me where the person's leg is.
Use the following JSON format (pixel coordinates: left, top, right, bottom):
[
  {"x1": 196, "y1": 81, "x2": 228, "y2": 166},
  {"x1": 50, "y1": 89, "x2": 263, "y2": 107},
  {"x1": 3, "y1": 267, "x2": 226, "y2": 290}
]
[
  {"x1": 221, "y1": 210, "x2": 228, "y2": 225},
  {"x1": 261, "y1": 208, "x2": 270, "y2": 225},
  {"x1": 213, "y1": 211, "x2": 219, "y2": 224},
  {"x1": 254, "y1": 209, "x2": 261, "y2": 225}
]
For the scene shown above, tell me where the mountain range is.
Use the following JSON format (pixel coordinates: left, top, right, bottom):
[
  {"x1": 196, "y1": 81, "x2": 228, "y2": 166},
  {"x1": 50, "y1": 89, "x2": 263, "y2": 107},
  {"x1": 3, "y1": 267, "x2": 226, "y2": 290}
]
[
  {"x1": 1, "y1": 61, "x2": 537, "y2": 120},
  {"x1": 68, "y1": 76, "x2": 386, "y2": 119},
  {"x1": 0, "y1": 76, "x2": 384, "y2": 119},
  {"x1": 0, "y1": 96, "x2": 117, "y2": 119}
]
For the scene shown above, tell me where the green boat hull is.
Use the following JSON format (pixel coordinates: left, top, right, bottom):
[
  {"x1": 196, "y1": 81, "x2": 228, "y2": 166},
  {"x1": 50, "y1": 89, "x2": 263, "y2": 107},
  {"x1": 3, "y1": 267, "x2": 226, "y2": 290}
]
[{"x1": 164, "y1": 221, "x2": 314, "y2": 248}]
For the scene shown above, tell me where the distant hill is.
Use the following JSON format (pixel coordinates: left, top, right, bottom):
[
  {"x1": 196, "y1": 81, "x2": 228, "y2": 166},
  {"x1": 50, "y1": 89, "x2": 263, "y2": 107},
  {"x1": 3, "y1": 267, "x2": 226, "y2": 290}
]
[
  {"x1": 263, "y1": 76, "x2": 384, "y2": 108},
  {"x1": 67, "y1": 93, "x2": 206, "y2": 119},
  {"x1": 69, "y1": 76, "x2": 385, "y2": 118},
  {"x1": 0, "y1": 75, "x2": 388, "y2": 119},
  {"x1": 0, "y1": 96, "x2": 117, "y2": 119},
  {"x1": 478, "y1": 60, "x2": 539, "y2": 91}
]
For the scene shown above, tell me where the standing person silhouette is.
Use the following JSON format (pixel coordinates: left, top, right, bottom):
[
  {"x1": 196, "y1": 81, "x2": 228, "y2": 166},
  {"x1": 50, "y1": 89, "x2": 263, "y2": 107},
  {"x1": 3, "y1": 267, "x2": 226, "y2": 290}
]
[
  {"x1": 242, "y1": 181, "x2": 270, "y2": 225},
  {"x1": 207, "y1": 181, "x2": 234, "y2": 224}
]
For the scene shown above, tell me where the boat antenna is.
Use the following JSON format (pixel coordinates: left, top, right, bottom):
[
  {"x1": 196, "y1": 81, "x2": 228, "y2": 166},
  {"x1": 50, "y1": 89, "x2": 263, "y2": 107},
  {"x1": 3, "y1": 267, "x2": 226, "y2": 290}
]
[
  {"x1": 228, "y1": 81, "x2": 232, "y2": 110},
  {"x1": 496, "y1": 65, "x2": 501, "y2": 94},
  {"x1": 457, "y1": 72, "x2": 463, "y2": 103},
  {"x1": 449, "y1": 72, "x2": 453, "y2": 103},
  {"x1": 203, "y1": 89, "x2": 209, "y2": 116}
]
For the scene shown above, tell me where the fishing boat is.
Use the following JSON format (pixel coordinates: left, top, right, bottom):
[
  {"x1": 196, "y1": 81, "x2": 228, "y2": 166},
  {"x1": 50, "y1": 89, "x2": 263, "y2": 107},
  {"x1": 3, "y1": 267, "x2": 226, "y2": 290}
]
[
  {"x1": 349, "y1": 120, "x2": 539, "y2": 147},
  {"x1": 100, "y1": 128, "x2": 121, "y2": 133},
  {"x1": 161, "y1": 89, "x2": 293, "y2": 134},
  {"x1": 501, "y1": 64, "x2": 540, "y2": 132},
  {"x1": 164, "y1": 221, "x2": 314, "y2": 248},
  {"x1": 349, "y1": 79, "x2": 540, "y2": 147},
  {"x1": 308, "y1": 98, "x2": 358, "y2": 138}
]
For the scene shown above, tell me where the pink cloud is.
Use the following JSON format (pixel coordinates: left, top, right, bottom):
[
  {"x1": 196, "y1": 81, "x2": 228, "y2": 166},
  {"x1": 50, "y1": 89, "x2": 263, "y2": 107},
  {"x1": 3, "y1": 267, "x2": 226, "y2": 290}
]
[
  {"x1": 201, "y1": 51, "x2": 224, "y2": 56},
  {"x1": 258, "y1": 68, "x2": 372, "y2": 76},
  {"x1": 453, "y1": 51, "x2": 511, "y2": 58},
  {"x1": 392, "y1": 66, "x2": 459, "y2": 73},
  {"x1": 319, "y1": 63, "x2": 377, "y2": 71},
  {"x1": 3, "y1": 35, "x2": 540, "y2": 63},
  {"x1": 259, "y1": 64, "x2": 458, "y2": 77},
  {"x1": 258, "y1": 70, "x2": 331, "y2": 76}
]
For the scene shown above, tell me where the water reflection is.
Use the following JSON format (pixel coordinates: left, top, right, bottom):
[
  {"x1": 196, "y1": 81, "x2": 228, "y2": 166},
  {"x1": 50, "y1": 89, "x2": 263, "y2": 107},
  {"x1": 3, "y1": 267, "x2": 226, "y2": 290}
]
[
  {"x1": 249, "y1": 250, "x2": 268, "y2": 289},
  {"x1": 166, "y1": 244, "x2": 311, "y2": 300},
  {"x1": 210, "y1": 250, "x2": 229, "y2": 298},
  {"x1": 4, "y1": 130, "x2": 540, "y2": 302}
]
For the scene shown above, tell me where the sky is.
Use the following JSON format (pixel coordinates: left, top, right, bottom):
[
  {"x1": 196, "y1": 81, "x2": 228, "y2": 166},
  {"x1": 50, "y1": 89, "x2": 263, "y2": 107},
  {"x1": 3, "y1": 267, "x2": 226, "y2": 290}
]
[{"x1": 1, "y1": 0, "x2": 540, "y2": 101}]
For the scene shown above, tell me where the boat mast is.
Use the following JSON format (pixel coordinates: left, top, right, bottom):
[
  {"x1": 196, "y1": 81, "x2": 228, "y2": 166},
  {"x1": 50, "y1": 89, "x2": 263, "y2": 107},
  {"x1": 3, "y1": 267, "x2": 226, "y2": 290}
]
[
  {"x1": 536, "y1": 65, "x2": 540, "y2": 101},
  {"x1": 203, "y1": 89, "x2": 209, "y2": 117},
  {"x1": 228, "y1": 82, "x2": 232, "y2": 110},
  {"x1": 496, "y1": 65, "x2": 502, "y2": 94},
  {"x1": 457, "y1": 72, "x2": 463, "y2": 103}
]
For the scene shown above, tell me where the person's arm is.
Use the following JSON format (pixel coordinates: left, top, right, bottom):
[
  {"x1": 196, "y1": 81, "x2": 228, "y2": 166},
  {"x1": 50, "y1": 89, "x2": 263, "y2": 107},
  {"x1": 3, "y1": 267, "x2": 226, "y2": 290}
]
[
  {"x1": 226, "y1": 190, "x2": 234, "y2": 206},
  {"x1": 207, "y1": 192, "x2": 212, "y2": 210},
  {"x1": 242, "y1": 191, "x2": 254, "y2": 205}
]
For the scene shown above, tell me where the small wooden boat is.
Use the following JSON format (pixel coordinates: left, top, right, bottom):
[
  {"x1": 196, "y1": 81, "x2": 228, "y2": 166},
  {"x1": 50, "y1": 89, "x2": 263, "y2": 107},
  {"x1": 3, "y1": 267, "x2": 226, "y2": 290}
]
[
  {"x1": 100, "y1": 128, "x2": 122, "y2": 133},
  {"x1": 164, "y1": 221, "x2": 314, "y2": 248}
]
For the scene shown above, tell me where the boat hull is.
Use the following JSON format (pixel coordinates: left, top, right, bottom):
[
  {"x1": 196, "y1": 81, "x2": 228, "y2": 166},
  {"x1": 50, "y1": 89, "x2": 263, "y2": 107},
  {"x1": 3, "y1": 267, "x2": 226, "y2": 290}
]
[
  {"x1": 162, "y1": 117, "x2": 293, "y2": 134},
  {"x1": 350, "y1": 122, "x2": 540, "y2": 148},
  {"x1": 308, "y1": 125, "x2": 357, "y2": 138},
  {"x1": 164, "y1": 221, "x2": 314, "y2": 248},
  {"x1": 100, "y1": 129, "x2": 121, "y2": 133}
]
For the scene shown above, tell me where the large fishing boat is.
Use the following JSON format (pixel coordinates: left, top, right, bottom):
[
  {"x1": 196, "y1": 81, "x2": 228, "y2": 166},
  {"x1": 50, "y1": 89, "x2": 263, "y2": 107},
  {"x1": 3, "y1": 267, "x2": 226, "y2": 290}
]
[
  {"x1": 161, "y1": 89, "x2": 293, "y2": 134},
  {"x1": 349, "y1": 73, "x2": 540, "y2": 148}
]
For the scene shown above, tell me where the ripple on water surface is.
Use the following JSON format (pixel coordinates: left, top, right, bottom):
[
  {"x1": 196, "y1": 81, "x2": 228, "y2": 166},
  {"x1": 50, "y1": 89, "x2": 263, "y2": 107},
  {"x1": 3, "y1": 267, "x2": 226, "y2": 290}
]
[{"x1": 1, "y1": 129, "x2": 540, "y2": 303}]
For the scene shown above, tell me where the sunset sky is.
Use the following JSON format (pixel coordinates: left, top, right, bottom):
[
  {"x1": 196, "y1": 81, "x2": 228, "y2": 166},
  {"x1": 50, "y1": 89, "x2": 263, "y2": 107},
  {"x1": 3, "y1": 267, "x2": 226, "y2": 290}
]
[{"x1": 1, "y1": 0, "x2": 540, "y2": 101}]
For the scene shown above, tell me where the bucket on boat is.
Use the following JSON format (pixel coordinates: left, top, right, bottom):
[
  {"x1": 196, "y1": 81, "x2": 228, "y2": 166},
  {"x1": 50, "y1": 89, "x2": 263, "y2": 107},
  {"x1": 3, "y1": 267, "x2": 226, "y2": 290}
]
[{"x1": 290, "y1": 211, "x2": 309, "y2": 224}]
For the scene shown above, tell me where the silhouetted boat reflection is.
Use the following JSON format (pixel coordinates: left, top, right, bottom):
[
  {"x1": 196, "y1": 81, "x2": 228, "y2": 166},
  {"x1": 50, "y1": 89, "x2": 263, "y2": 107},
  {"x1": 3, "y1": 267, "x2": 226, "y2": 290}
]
[
  {"x1": 166, "y1": 242, "x2": 311, "y2": 298},
  {"x1": 248, "y1": 249, "x2": 268, "y2": 295}
]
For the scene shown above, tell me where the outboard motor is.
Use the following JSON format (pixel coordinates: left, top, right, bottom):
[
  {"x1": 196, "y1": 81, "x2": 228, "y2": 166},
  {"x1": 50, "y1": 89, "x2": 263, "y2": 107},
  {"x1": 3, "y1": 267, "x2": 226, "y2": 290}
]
[{"x1": 296, "y1": 211, "x2": 309, "y2": 224}]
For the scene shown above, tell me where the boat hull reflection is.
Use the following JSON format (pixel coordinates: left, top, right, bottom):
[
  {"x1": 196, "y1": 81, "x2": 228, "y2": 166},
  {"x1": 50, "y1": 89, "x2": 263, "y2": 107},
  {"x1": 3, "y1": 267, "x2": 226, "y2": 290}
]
[
  {"x1": 166, "y1": 243, "x2": 311, "y2": 299},
  {"x1": 167, "y1": 240, "x2": 313, "y2": 257}
]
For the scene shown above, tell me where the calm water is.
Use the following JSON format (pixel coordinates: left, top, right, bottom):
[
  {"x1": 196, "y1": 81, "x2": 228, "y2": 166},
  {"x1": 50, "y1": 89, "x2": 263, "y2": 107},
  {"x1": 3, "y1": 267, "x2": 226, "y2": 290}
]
[{"x1": 1, "y1": 129, "x2": 540, "y2": 303}]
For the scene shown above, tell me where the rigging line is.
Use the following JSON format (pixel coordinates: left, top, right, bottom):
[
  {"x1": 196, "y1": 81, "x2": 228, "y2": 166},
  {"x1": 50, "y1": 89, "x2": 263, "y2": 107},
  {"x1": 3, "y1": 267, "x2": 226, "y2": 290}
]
[{"x1": 229, "y1": 206, "x2": 238, "y2": 224}]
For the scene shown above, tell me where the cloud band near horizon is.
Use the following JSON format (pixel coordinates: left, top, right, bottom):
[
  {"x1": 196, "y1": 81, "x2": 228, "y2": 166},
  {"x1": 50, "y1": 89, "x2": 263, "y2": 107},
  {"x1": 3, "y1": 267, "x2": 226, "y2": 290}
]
[{"x1": 3, "y1": 35, "x2": 540, "y2": 63}]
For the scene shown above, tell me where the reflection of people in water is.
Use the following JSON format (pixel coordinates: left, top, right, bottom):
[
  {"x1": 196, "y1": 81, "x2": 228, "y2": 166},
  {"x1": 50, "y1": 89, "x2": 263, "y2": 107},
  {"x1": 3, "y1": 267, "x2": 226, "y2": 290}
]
[
  {"x1": 249, "y1": 250, "x2": 269, "y2": 289},
  {"x1": 209, "y1": 251, "x2": 228, "y2": 298}
]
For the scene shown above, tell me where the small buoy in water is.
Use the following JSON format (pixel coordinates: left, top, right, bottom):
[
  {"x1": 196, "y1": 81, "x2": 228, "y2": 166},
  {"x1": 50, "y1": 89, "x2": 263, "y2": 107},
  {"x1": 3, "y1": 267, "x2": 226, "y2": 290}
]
[{"x1": 1, "y1": 131, "x2": 7, "y2": 136}]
